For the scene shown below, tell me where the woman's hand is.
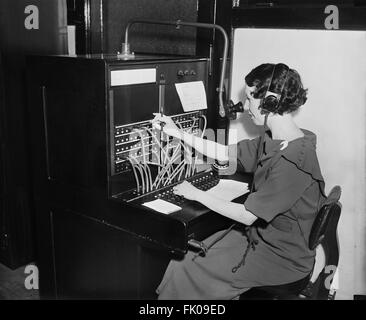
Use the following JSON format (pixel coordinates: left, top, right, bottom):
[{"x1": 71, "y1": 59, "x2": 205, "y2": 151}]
[
  {"x1": 173, "y1": 181, "x2": 203, "y2": 201},
  {"x1": 151, "y1": 113, "x2": 182, "y2": 139}
]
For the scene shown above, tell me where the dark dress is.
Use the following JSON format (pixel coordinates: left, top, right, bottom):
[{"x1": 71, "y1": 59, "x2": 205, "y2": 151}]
[{"x1": 156, "y1": 129, "x2": 326, "y2": 300}]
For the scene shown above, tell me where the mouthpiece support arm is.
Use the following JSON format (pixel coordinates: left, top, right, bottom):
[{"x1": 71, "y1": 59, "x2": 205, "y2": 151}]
[{"x1": 122, "y1": 19, "x2": 229, "y2": 118}]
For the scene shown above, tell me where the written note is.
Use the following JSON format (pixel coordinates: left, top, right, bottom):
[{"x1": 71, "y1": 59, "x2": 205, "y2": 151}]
[
  {"x1": 175, "y1": 81, "x2": 208, "y2": 112},
  {"x1": 143, "y1": 199, "x2": 182, "y2": 215},
  {"x1": 206, "y1": 179, "x2": 249, "y2": 201}
]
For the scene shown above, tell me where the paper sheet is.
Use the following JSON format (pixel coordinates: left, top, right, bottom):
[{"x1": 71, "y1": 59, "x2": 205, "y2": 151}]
[
  {"x1": 175, "y1": 81, "x2": 208, "y2": 112},
  {"x1": 206, "y1": 179, "x2": 249, "y2": 201},
  {"x1": 143, "y1": 199, "x2": 182, "y2": 215}
]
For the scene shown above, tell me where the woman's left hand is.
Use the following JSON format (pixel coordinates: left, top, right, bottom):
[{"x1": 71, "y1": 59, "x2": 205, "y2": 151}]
[{"x1": 173, "y1": 181, "x2": 202, "y2": 201}]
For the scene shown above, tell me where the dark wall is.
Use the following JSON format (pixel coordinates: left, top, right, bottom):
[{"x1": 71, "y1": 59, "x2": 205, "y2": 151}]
[
  {"x1": 237, "y1": 0, "x2": 358, "y2": 6},
  {"x1": 232, "y1": 0, "x2": 366, "y2": 29},
  {"x1": 0, "y1": 0, "x2": 68, "y2": 54},
  {"x1": 67, "y1": 0, "x2": 200, "y2": 55},
  {"x1": 103, "y1": 0, "x2": 199, "y2": 55},
  {"x1": 0, "y1": 0, "x2": 68, "y2": 269}
]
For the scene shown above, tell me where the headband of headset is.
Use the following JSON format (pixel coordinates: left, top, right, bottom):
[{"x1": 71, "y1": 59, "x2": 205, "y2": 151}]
[{"x1": 261, "y1": 64, "x2": 290, "y2": 114}]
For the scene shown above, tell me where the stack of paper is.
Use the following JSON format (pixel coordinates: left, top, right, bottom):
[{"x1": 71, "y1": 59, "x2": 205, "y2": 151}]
[{"x1": 206, "y1": 179, "x2": 249, "y2": 201}]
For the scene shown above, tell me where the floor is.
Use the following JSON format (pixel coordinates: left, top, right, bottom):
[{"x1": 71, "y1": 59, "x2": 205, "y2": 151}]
[
  {"x1": 1, "y1": 261, "x2": 365, "y2": 300},
  {"x1": 0, "y1": 263, "x2": 39, "y2": 300}
]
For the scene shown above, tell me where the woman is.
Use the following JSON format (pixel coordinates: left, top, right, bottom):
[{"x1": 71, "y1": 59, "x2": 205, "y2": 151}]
[{"x1": 152, "y1": 63, "x2": 326, "y2": 300}]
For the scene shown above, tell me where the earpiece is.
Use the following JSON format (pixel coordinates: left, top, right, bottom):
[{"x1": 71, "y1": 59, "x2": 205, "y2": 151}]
[
  {"x1": 260, "y1": 95, "x2": 279, "y2": 115},
  {"x1": 260, "y1": 64, "x2": 290, "y2": 114}
]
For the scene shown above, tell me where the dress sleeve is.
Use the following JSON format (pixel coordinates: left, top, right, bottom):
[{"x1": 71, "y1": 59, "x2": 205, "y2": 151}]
[
  {"x1": 244, "y1": 158, "x2": 312, "y2": 222},
  {"x1": 235, "y1": 137, "x2": 260, "y2": 173}
]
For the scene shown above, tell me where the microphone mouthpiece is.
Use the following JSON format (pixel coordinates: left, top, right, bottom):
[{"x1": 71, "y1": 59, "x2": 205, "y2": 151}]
[
  {"x1": 225, "y1": 100, "x2": 244, "y2": 120},
  {"x1": 232, "y1": 101, "x2": 244, "y2": 113}
]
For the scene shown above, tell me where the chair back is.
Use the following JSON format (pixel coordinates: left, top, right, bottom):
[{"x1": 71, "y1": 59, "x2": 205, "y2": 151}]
[{"x1": 301, "y1": 186, "x2": 342, "y2": 299}]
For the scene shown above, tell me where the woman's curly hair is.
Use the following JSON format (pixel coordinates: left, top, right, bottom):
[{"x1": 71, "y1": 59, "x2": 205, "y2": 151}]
[{"x1": 244, "y1": 63, "x2": 308, "y2": 115}]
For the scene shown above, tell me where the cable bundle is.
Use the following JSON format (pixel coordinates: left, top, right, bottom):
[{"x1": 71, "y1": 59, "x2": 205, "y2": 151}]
[{"x1": 126, "y1": 115, "x2": 206, "y2": 194}]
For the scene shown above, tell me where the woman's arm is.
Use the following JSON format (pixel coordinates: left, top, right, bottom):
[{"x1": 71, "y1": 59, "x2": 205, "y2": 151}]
[
  {"x1": 181, "y1": 131, "x2": 229, "y2": 163},
  {"x1": 173, "y1": 181, "x2": 257, "y2": 226},
  {"x1": 152, "y1": 114, "x2": 229, "y2": 162}
]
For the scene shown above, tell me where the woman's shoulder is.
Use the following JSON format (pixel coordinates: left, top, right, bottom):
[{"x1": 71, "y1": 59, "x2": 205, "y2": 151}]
[
  {"x1": 281, "y1": 129, "x2": 324, "y2": 182},
  {"x1": 282, "y1": 129, "x2": 317, "y2": 162}
]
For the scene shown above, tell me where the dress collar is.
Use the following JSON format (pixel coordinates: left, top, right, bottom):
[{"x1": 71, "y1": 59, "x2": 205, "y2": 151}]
[{"x1": 260, "y1": 129, "x2": 325, "y2": 183}]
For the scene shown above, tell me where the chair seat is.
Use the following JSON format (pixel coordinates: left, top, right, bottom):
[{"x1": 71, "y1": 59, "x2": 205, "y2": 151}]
[{"x1": 240, "y1": 273, "x2": 311, "y2": 300}]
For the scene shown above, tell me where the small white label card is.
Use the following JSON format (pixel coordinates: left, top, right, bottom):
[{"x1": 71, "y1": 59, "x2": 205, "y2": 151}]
[{"x1": 143, "y1": 199, "x2": 182, "y2": 215}]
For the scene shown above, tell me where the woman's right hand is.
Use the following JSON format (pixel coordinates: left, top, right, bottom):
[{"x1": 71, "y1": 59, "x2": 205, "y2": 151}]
[{"x1": 151, "y1": 113, "x2": 182, "y2": 139}]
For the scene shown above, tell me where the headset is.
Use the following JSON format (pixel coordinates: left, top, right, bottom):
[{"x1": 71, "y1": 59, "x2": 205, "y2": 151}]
[
  {"x1": 254, "y1": 64, "x2": 291, "y2": 190},
  {"x1": 260, "y1": 64, "x2": 290, "y2": 115}
]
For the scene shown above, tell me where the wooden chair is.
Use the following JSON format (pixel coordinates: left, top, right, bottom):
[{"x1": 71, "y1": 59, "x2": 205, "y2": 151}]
[{"x1": 240, "y1": 186, "x2": 342, "y2": 300}]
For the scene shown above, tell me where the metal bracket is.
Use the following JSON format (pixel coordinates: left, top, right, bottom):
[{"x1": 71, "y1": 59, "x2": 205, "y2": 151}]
[{"x1": 232, "y1": 0, "x2": 240, "y2": 8}]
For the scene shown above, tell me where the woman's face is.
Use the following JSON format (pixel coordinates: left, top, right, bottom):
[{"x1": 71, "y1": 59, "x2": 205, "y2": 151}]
[{"x1": 243, "y1": 85, "x2": 266, "y2": 126}]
